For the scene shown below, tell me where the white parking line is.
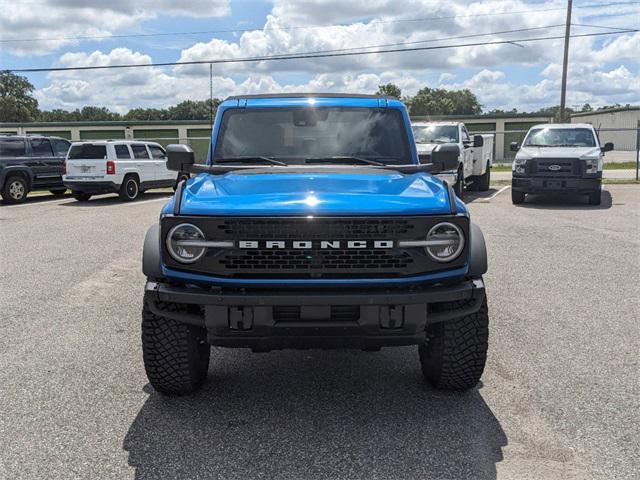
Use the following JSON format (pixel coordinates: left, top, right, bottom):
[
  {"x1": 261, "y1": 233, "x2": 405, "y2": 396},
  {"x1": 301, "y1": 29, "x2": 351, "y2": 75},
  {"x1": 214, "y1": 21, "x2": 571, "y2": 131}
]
[
  {"x1": 473, "y1": 185, "x2": 510, "y2": 203},
  {"x1": 488, "y1": 185, "x2": 510, "y2": 200}
]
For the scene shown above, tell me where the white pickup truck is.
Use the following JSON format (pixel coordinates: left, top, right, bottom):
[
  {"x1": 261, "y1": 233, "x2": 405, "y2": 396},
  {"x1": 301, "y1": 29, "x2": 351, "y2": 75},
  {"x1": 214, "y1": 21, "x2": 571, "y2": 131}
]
[{"x1": 412, "y1": 122, "x2": 494, "y2": 196}]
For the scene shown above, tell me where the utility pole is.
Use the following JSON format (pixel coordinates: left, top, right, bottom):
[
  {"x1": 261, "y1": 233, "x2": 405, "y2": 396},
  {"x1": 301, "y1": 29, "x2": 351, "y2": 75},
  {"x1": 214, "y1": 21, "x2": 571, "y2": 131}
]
[
  {"x1": 559, "y1": 0, "x2": 573, "y2": 122},
  {"x1": 209, "y1": 63, "x2": 214, "y2": 129}
]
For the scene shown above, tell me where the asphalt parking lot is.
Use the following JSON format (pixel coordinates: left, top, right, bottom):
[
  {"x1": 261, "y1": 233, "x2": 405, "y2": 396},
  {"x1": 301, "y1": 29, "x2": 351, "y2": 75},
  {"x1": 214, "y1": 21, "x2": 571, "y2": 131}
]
[{"x1": 1, "y1": 185, "x2": 639, "y2": 480}]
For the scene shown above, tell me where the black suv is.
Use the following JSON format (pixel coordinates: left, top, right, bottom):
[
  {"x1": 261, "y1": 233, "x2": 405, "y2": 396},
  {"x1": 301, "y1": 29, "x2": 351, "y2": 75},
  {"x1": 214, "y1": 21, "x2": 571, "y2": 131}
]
[{"x1": 0, "y1": 135, "x2": 71, "y2": 204}]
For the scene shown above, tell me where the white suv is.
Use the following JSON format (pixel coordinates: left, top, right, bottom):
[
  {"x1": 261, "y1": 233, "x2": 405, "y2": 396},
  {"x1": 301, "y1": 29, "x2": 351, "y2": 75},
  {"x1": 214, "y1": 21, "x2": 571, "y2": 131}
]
[{"x1": 63, "y1": 140, "x2": 188, "y2": 201}]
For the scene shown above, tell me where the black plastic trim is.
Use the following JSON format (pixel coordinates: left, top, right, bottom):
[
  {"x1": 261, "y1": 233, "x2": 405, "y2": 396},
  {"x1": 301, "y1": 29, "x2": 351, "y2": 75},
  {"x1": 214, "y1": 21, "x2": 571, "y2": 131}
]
[
  {"x1": 468, "y1": 223, "x2": 488, "y2": 277},
  {"x1": 173, "y1": 178, "x2": 185, "y2": 215},
  {"x1": 447, "y1": 182, "x2": 457, "y2": 214},
  {"x1": 142, "y1": 224, "x2": 163, "y2": 280}
]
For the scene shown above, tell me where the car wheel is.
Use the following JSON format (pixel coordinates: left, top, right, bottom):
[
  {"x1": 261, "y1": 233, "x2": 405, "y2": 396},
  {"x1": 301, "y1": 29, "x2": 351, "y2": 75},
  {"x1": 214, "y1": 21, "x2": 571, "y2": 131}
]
[
  {"x1": 453, "y1": 167, "x2": 464, "y2": 199},
  {"x1": 119, "y1": 175, "x2": 140, "y2": 201},
  {"x1": 142, "y1": 301, "x2": 210, "y2": 395},
  {"x1": 1, "y1": 176, "x2": 29, "y2": 204},
  {"x1": 49, "y1": 188, "x2": 67, "y2": 196},
  {"x1": 511, "y1": 189, "x2": 525, "y2": 204},
  {"x1": 588, "y1": 190, "x2": 601, "y2": 205},
  {"x1": 72, "y1": 192, "x2": 92, "y2": 202},
  {"x1": 476, "y1": 163, "x2": 490, "y2": 191},
  {"x1": 419, "y1": 298, "x2": 489, "y2": 391}
]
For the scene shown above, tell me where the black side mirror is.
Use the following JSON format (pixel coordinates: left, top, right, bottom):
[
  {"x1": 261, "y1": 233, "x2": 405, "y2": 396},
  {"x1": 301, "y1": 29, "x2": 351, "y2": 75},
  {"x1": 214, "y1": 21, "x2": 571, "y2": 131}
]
[
  {"x1": 473, "y1": 135, "x2": 484, "y2": 148},
  {"x1": 510, "y1": 142, "x2": 520, "y2": 152},
  {"x1": 166, "y1": 144, "x2": 195, "y2": 172},
  {"x1": 427, "y1": 144, "x2": 460, "y2": 173},
  {"x1": 601, "y1": 142, "x2": 614, "y2": 153}
]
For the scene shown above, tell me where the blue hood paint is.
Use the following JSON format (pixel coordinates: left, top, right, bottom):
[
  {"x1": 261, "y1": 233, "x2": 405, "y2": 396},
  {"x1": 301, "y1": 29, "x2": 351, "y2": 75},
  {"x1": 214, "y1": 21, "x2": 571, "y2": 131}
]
[{"x1": 162, "y1": 170, "x2": 466, "y2": 217}]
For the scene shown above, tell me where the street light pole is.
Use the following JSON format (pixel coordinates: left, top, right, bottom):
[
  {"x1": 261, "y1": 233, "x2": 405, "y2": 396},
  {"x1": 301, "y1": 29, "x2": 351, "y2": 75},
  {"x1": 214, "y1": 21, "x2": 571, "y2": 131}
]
[{"x1": 559, "y1": 0, "x2": 573, "y2": 122}]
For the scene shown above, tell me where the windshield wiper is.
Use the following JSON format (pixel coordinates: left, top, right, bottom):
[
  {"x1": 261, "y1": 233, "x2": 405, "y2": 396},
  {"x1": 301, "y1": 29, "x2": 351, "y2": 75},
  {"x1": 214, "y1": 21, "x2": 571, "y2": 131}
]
[
  {"x1": 214, "y1": 156, "x2": 287, "y2": 166},
  {"x1": 304, "y1": 156, "x2": 386, "y2": 166}
]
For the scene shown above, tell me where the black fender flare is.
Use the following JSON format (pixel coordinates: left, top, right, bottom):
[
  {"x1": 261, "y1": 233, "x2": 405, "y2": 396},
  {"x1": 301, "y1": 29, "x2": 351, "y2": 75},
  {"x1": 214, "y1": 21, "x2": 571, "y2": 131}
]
[
  {"x1": 468, "y1": 222, "x2": 488, "y2": 277},
  {"x1": 142, "y1": 223, "x2": 163, "y2": 280},
  {"x1": 0, "y1": 166, "x2": 34, "y2": 189}
]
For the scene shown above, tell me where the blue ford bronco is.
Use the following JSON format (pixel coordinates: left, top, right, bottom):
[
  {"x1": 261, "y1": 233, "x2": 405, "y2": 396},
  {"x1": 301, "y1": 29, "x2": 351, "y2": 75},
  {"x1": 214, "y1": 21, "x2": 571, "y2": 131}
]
[{"x1": 142, "y1": 93, "x2": 489, "y2": 395}]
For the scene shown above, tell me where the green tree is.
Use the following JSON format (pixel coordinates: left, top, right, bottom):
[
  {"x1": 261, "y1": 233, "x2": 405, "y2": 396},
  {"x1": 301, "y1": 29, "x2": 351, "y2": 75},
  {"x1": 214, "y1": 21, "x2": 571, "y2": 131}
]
[
  {"x1": 165, "y1": 99, "x2": 221, "y2": 120},
  {"x1": 0, "y1": 71, "x2": 39, "y2": 122},
  {"x1": 376, "y1": 83, "x2": 402, "y2": 99},
  {"x1": 408, "y1": 87, "x2": 482, "y2": 116}
]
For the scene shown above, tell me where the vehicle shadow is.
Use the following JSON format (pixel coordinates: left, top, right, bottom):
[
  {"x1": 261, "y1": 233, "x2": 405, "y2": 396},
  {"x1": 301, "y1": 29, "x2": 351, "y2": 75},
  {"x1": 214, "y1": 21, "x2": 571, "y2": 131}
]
[
  {"x1": 60, "y1": 191, "x2": 172, "y2": 207},
  {"x1": 123, "y1": 348, "x2": 506, "y2": 480},
  {"x1": 0, "y1": 192, "x2": 71, "y2": 206},
  {"x1": 463, "y1": 188, "x2": 504, "y2": 203},
  {"x1": 516, "y1": 189, "x2": 612, "y2": 210}
]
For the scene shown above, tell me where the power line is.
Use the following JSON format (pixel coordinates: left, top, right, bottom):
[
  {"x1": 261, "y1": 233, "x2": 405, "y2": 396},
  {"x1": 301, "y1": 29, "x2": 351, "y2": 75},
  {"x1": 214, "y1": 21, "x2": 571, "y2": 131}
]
[
  {"x1": 1, "y1": 1, "x2": 638, "y2": 44},
  {"x1": 6, "y1": 28, "x2": 637, "y2": 74}
]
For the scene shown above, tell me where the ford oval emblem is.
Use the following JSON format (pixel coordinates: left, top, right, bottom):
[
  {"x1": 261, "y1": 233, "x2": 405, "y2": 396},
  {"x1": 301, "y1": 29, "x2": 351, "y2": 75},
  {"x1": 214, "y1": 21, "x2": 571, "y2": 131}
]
[{"x1": 548, "y1": 164, "x2": 562, "y2": 171}]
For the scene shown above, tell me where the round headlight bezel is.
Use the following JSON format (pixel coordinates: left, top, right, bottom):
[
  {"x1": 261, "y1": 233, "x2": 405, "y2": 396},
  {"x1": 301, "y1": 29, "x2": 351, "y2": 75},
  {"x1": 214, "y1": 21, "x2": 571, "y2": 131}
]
[
  {"x1": 166, "y1": 223, "x2": 207, "y2": 264},
  {"x1": 425, "y1": 222, "x2": 465, "y2": 263}
]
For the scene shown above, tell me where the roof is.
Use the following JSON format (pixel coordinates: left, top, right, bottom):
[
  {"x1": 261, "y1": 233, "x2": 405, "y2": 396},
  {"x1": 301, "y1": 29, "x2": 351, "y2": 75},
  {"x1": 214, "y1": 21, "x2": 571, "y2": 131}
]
[
  {"x1": 411, "y1": 121, "x2": 460, "y2": 126},
  {"x1": 530, "y1": 123, "x2": 594, "y2": 129},
  {"x1": 225, "y1": 93, "x2": 394, "y2": 101},
  {"x1": 0, "y1": 133, "x2": 68, "y2": 139},
  {"x1": 571, "y1": 105, "x2": 640, "y2": 118},
  {"x1": 71, "y1": 139, "x2": 162, "y2": 145}
]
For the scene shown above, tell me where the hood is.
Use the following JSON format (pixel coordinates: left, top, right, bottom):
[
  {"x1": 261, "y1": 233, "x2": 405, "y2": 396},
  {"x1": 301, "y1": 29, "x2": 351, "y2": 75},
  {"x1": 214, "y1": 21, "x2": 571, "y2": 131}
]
[
  {"x1": 517, "y1": 146, "x2": 601, "y2": 159},
  {"x1": 415, "y1": 143, "x2": 438, "y2": 154},
  {"x1": 166, "y1": 168, "x2": 463, "y2": 216}
]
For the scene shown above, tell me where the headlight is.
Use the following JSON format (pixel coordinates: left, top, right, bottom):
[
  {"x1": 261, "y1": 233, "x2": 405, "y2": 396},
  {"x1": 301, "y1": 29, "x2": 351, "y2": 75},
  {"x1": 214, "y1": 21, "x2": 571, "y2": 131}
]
[
  {"x1": 425, "y1": 222, "x2": 465, "y2": 263},
  {"x1": 584, "y1": 157, "x2": 598, "y2": 173},
  {"x1": 512, "y1": 157, "x2": 528, "y2": 174},
  {"x1": 166, "y1": 223, "x2": 206, "y2": 263}
]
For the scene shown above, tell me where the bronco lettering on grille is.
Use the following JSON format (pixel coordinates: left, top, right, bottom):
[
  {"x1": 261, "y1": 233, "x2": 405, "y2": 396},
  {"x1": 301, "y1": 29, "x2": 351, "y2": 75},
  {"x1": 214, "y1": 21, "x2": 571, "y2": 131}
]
[{"x1": 238, "y1": 240, "x2": 394, "y2": 249}]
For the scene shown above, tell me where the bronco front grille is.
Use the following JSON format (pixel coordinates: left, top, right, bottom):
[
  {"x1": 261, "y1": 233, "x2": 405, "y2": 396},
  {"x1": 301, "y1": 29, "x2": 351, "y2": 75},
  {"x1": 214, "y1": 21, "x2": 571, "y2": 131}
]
[
  {"x1": 161, "y1": 216, "x2": 469, "y2": 280},
  {"x1": 216, "y1": 218, "x2": 415, "y2": 239}
]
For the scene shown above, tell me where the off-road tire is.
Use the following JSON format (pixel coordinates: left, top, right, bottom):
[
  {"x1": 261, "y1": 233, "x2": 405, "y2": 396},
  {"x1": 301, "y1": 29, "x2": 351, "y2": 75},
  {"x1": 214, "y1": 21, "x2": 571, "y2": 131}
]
[
  {"x1": 72, "y1": 192, "x2": 92, "y2": 202},
  {"x1": 142, "y1": 301, "x2": 210, "y2": 395},
  {"x1": 1, "y1": 175, "x2": 29, "y2": 204},
  {"x1": 588, "y1": 190, "x2": 601, "y2": 205},
  {"x1": 511, "y1": 189, "x2": 525, "y2": 204},
  {"x1": 419, "y1": 297, "x2": 489, "y2": 391},
  {"x1": 476, "y1": 164, "x2": 490, "y2": 191},
  {"x1": 49, "y1": 188, "x2": 67, "y2": 196},
  {"x1": 119, "y1": 175, "x2": 140, "y2": 201}
]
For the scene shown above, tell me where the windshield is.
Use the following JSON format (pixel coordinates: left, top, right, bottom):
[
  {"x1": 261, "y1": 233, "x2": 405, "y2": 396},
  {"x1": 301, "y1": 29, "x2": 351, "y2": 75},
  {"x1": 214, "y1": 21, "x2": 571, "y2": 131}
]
[
  {"x1": 412, "y1": 125, "x2": 458, "y2": 144},
  {"x1": 523, "y1": 127, "x2": 596, "y2": 147},
  {"x1": 213, "y1": 107, "x2": 410, "y2": 164}
]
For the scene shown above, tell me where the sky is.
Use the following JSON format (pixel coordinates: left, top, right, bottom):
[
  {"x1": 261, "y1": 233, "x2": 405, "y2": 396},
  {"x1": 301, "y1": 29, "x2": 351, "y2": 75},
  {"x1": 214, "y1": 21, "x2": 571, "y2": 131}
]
[{"x1": 1, "y1": 0, "x2": 638, "y2": 113}]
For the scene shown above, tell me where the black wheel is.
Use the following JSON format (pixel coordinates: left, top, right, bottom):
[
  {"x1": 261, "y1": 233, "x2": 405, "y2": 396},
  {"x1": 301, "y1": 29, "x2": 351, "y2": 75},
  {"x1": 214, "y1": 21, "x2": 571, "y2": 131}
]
[
  {"x1": 511, "y1": 189, "x2": 525, "y2": 204},
  {"x1": 119, "y1": 175, "x2": 140, "y2": 201},
  {"x1": 419, "y1": 298, "x2": 489, "y2": 391},
  {"x1": 142, "y1": 301, "x2": 210, "y2": 395},
  {"x1": 452, "y1": 167, "x2": 464, "y2": 198},
  {"x1": 476, "y1": 164, "x2": 490, "y2": 191},
  {"x1": 588, "y1": 190, "x2": 601, "y2": 205},
  {"x1": 49, "y1": 188, "x2": 67, "y2": 196},
  {"x1": 72, "y1": 192, "x2": 92, "y2": 202},
  {"x1": 1, "y1": 175, "x2": 29, "y2": 204}
]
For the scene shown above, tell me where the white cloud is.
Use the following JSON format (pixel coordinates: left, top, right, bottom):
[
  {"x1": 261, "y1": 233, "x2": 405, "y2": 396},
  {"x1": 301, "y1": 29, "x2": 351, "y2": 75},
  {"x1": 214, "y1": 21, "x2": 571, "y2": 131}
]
[
  {"x1": 0, "y1": 0, "x2": 230, "y2": 55},
  {"x1": 20, "y1": 0, "x2": 639, "y2": 111}
]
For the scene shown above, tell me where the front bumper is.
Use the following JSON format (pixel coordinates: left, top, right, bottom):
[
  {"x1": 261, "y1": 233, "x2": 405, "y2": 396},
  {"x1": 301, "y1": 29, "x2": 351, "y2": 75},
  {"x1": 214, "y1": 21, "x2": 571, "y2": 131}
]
[
  {"x1": 512, "y1": 176, "x2": 601, "y2": 194},
  {"x1": 63, "y1": 180, "x2": 119, "y2": 194},
  {"x1": 144, "y1": 278, "x2": 485, "y2": 351}
]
